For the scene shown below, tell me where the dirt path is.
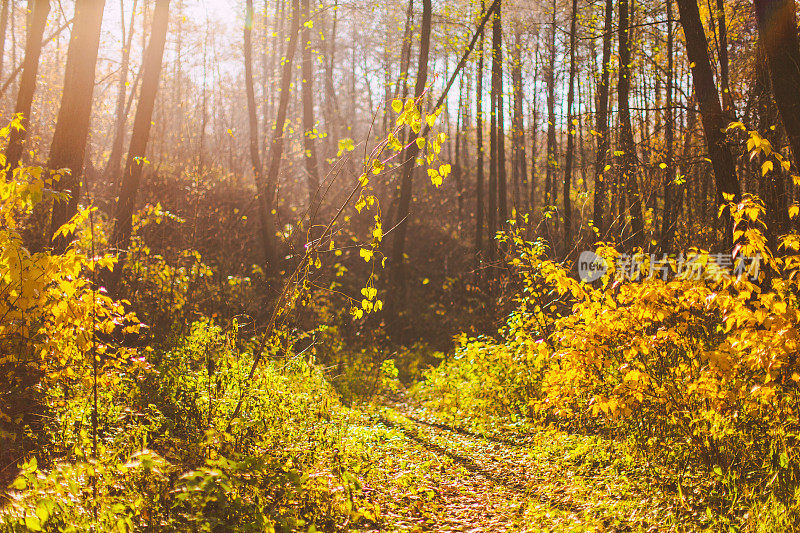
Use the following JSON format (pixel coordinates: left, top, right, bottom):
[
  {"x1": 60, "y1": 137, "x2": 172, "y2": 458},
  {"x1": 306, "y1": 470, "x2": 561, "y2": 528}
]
[{"x1": 361, "y1": 406, "x2": 678, "y2": 532}]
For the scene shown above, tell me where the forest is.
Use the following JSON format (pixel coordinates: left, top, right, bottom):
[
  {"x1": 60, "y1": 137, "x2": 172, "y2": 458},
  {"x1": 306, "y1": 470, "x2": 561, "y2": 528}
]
[{"x1": 2, "y1": 0, "x2": 800, "y2": 529}]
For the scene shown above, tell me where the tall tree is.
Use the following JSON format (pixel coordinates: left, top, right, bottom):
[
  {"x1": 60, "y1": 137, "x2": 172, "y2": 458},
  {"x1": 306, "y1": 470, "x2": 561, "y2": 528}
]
[
  {"x1": 592, "y1": 0, "x2": 612, "y2": 240},
  {"x1": 676, "y1": 0, "x2": 740, "y2": 243},
  {"x1": 258, "y1": 0, "x2": 301, "y2": 277},
  {"x1": 48, "y1": 0, "x2": 107, "y2": 251},
  {"x1": 475, "y1": 2, "x2": 486, "y2": 260},
  {"x1": 300, "y1": 0, "x2": 321, "y2": 219},
  {"x1": 716, "y1": 0, "x2": 733, "y2": 113},
  {"x1": 562, "y1": 0, "x2": 578, "y2": 254},
  {"x1": 244, "y1": 0, "x2": 265, "y2": 227},
  {"x1": 510, "y1": 23, "x2": 526, "y2": 214},
  {"x1": 494, "y1": 1, "x2": 507, "y2": 231},
  {"x1": 660, "y1": 0, "x2": 677, "y2": 251},
  {"x1": 487, "y1": 3, "x2": 500, "y2": 260},
  {"x1": 545, "y1": 0, "x2": 557, "y2": 218},
  {"x1": 107, "y1": 0, "x2": 171, "y2": 288},
  {"x1": 104, "y1": 0, "x2": 139, "y2": 184},
  {"x1": 390, "y1": 0, "x2": 433, "y2": 293},
  {"x1": 753, "y1": 0, "x2": 800, "y2": 170},
  {"x1": 5, "y1": 0, "x2": 50, "y2": 173},
  {"x1": 617, "y1": 0, "x2": 645, "y2": 248}
]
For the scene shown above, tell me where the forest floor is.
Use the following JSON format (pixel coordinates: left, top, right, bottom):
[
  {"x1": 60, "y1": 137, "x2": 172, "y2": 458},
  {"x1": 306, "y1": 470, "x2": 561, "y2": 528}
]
[{"x1": 352, "y1": 397, "x2": 691, "y2": 532}]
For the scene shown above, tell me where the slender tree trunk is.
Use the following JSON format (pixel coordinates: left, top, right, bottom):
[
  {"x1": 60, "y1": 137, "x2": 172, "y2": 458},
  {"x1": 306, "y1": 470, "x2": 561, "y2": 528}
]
[
  {"x1": 48, "y1": 0, "x2": 106, "y2": 251},
  {"x1": 475, "y1": 5, "x2": 485, "y2": 260},
  {"x1": 530, "y1": 104, "x2": 537, "y2": 213},
  {"x1": 259, "y1": 0, "x2": 300, "y2": 277},
  {"x1": 618, "y1": 0, "x2": 645, "y2": 248},
  {"x1": 390, "y1": 0, "x2": 432, "y2": 293},
  {"x1": 753, "y1": 0, "x2": 800, "y2": 170},
  {"x1": 107, "y1": 0, "x2": 171, "y2": 288},
  {"x1": 562, "y1": 0, "x2": 578, "y2": 255},
  {"x1": 545, "y1": 0, "x2": 557, "y2": 215},
  {"x1": 454, "y1": 75, "x2": 464, "y2": 230},
  {"x1": 104, "y1": 0, "x2": 139, "y2": 184},
  {"x1": 300, "y1": 0, "x2": 321, "y2": 218},
  {"x1": 676, "y1": 0, "x2": 740, "y2": 244},
  {"x1": 486, "y1": 3, "x2": 503, "y2": 262},
  {"x1": 386, "y1": 0, "x2": 415, "y2": 216},
  {"x1": 716, "y1": 0, "x2": 732, "y2": 113},
  {"x1": 244, "y1": 0, "x2": 264, "y2": 203},
  {"x1": 460, "y1": 71, "x2": 470, "y2": 233},
  {"x1": 592, "y1": 0, "x2": 612, "y2": 240},
  {"x1": 511, "y1": 25, "x2": 525, "y2": 214},
  {"x1": 660, "y1": 0, "x2": 677, "y2": 251},
  {"x1": 321, "y1": 0, "x2": 341, "y2": 152},
  {"x1": 493, "y1": 1, "x2": 507, "y2": 232},
  {"x1": 5, "y1": 0, "x2": 49, "y2": 173}
]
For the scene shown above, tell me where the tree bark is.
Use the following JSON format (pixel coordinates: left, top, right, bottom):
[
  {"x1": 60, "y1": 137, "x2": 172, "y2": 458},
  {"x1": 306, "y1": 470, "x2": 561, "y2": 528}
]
[
  {"x1": 244, "y1": 0, "x2": 264, "y2": 211},
  {"x1": 390, "y1": 0, "x2": 432, "y2": 293},
  {"x1": 562, "y1": 0, "x2": 578, "y2": 255},
  {"x1": 511, "y1": 24, "x2": 525, "y2": 214},
  {"x1": 676, "y1": 0, "x2": 740, "y2": 244},
  {"x1": 475, "y1": 2, "x2": 485, "y2": 261},
  {"x1": 107, "y1": 0, "x2": 171, "y2": 288},
  {"x1": 300, "y1": 0, "x2": 321, "y2": 218},
  {"x1": 545, "y1": 0, "x2": 557, "y2": 214},
  {"x1": 716, "y1": 0, "x2": 733, "y2": 113},
  {"x1": 48, "y1": 0, "x2": 107, "y2": 251},
  {"x1": 753, "y1": 0, "x2": 800, "y2": 171},
  {"x1": 104, "y1": 0, "x2": 139, "y2": 185},
  {"x1": 494, "y1": 1, "x2": 507, "y2": 232},
  {"x1": 618, "y1": 0, "x2": 645, "y2": 248},
  {"x1": 487, "y1": 2, "x2": 500, "y2": 260},
  {"x1": 258, "y1": 0, "x2": 300, "y2": 278},
  {"x1": 592, "y1": 0, "x2": 612, "y2": 240},
  {"x1": 660, "y1": 0, "x2": 677, "y2": 251},
  {"x1": 5, "y1": 0, "x2": 50, "y2": 173}
]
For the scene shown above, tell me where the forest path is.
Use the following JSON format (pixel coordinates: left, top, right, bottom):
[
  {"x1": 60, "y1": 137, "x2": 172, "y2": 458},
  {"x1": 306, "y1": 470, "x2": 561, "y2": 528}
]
[{"x1": 360, "y1": 404, "x2": 679, "y2": 532}]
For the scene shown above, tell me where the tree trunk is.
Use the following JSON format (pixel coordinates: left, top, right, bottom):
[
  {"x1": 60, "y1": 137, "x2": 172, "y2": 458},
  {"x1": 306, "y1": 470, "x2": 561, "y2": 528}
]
[
  {"x1": 244, "y1": 0, "x2": 264, "y2": 210},
  {"x1": 562, "y1": 0, "x2": 578, "y2": 255},
  {"x1": 300, "y1": 0, "x2": 321, "y2": 218},
  {"x1": 716, "y1": 0, "x2": 733, "y2": 113},
  {"x1": 258, "y1": 0, "x2": 300, "y2": 277},
  {"x1": 618, "y1": 0, "x2": 645, "y2": 248},
  {"x1": 390, "y1": 0, "x2": 432, "y2": 293},
  {"x1": 660, "y1": 0, "x2": 677, "y2": 251},
  {"x1": 454, "y1": 75, "x2": 464, "y2": 231},
  {"x1": 753, "y1": 0, "x2": 800, "y2": 171},
  {"x1": 107, "y1": 0, "x2": 171, "y2": 287},
  {"x1": 545, "y1": 0, "x2": 557, "y2": 215},
  {"x1": 494, "y1": 1, "x2": 507, "y2": 232},
  {"x1": 592, "y1": 0, "x2": 612, "y2": 240},
  {"x1": 475, "y1": 4, "x2": 485, "y2": 261},
  {"x1": 5, "y1": 0, "x2": 49, "y2": 173},
  {"x1": 676, "y1": 0, "x2": 740, "y2": 244},
  {"x1": 48, "y1": 0, "x2": 106, "y2": 251},
  {"x1": 104, "y1": 0, "x2": 139, "y2": 185},
  {"x1": 488, "y1": 2, "x2": 500, "y2": 260},
  {"x1": 511, "y1": 25, "x2": 525, "y2": 214}
]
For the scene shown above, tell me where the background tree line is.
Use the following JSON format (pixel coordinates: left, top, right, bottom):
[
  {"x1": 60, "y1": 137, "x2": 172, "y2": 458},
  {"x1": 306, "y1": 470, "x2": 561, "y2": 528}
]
[{"x1": 2, "y1": 0, "x2": 800, "y2": 339}]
